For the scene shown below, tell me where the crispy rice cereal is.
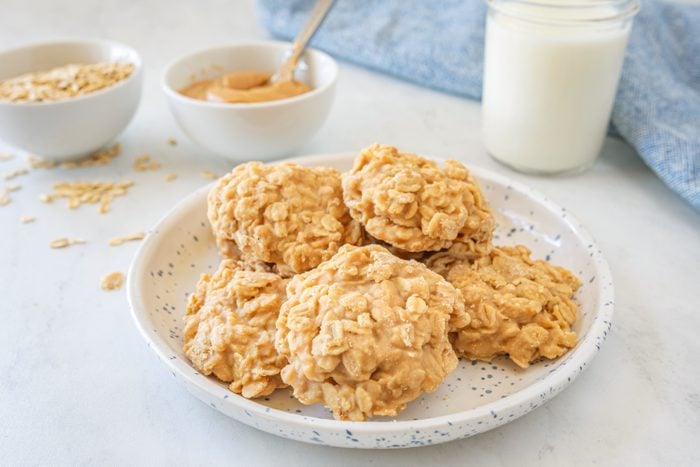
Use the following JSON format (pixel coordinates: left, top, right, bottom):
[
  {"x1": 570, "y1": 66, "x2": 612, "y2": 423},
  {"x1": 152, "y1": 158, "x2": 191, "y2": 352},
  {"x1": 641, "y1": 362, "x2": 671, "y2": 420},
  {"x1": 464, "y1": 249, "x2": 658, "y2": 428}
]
[
  {"x1": 342, "y1": 144, "x2": 495, "y2": 254},
  {"x1": 440, "y1": 245, "x2": 580, "y2": 368},
  {"x1": 208, "y1": 162, "x2": 363, "y2": 276},
  {"x1": 183, "y1": 259, "x2": 288, "y2": 398},
  {"x1": 0, "y1": 62, "x2": 134, "y2": 103},
  {"x1": 275, "y1": 245, "x2": 467, "y2": 421}
]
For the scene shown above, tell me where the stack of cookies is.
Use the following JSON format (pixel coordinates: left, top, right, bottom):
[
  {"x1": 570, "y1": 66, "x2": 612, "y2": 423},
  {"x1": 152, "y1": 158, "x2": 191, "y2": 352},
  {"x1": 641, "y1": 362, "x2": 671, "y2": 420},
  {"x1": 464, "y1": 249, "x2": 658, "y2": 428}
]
[{"x1": 183, "y1": 144, "x2": 580, "y2": 421}]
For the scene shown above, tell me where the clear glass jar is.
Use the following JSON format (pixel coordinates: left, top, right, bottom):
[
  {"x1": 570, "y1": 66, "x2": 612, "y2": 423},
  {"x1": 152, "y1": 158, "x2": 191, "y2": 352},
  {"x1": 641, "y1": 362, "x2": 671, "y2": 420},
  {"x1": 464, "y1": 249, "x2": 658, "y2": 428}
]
[{"x1": 482, "y1": 0, "x2": 640, "y2": 175}]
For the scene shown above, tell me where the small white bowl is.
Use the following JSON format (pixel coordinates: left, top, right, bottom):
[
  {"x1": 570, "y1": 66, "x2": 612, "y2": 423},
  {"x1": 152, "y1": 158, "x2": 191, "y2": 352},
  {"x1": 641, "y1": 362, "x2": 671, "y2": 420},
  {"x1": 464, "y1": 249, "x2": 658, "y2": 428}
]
[
  {"x1": 0, "y1": 39, "x2": 142, "y2": 161},
  {"x1": 162, "y1": 41, "x2": 338, "y2": 161}
]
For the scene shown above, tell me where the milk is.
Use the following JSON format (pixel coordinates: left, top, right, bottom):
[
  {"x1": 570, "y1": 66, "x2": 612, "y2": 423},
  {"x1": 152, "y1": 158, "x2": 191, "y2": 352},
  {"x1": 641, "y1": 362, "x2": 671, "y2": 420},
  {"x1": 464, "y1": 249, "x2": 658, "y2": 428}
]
[{"x1": 482, "y1": 2, "x2": 636, "y2": 174}]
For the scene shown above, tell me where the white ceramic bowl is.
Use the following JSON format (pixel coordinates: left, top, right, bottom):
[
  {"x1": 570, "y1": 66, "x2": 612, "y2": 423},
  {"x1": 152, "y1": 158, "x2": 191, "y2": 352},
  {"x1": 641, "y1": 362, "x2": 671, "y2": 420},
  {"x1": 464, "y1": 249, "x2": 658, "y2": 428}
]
[
  {"x1": 162, "y1": 41, "x2": 338, "y2": 160},
  {"x1": 0, "y1": 39, "x2": 142, "y2": 160},
  {"x1": 127, "y1": 153, "x2": 615, "y2": 449}
]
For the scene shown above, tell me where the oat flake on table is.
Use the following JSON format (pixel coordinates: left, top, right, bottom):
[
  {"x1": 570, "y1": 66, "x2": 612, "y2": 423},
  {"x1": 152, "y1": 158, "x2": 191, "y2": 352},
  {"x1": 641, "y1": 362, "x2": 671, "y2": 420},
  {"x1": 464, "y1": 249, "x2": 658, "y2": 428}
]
[
  {"x1": 100, "y1": 272, "x2": 125, "y2": 291},
  {"x1": 133, "y1": 154, "x2": 161, "y2": 172},
  {"x1": 50, "y1": 238, "x2": 86, "y2": 249},
  {"x1": 3, "y1": 168, "x2": 28, "y2": 180},
  {"x1": 41, "y1": 180, "x2": 134, "y2": 213},
  {"x1": 108, "y1": 231, "x2": 145, "y2": 246}
]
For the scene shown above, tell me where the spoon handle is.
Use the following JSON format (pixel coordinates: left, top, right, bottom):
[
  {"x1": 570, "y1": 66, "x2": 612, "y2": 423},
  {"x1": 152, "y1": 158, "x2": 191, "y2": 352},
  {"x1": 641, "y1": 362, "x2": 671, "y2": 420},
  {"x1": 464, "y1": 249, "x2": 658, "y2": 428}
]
[{"x1": 277, "y1": 0, "x2": 335, "y2": 82}]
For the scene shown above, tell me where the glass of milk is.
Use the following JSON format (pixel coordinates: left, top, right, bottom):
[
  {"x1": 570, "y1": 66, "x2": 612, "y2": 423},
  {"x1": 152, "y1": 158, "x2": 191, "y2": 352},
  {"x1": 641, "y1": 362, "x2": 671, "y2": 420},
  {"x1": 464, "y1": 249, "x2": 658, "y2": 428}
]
[{"x1": 482, "y1": 0, "x2": 640, "y2": 174}]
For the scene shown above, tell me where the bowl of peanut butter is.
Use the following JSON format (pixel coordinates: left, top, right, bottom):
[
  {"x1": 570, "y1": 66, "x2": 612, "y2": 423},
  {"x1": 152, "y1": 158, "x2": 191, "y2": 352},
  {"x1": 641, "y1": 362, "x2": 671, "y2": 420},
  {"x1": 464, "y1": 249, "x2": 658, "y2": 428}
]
[{"x1": 162, "y1": 41, "x2": 338, "y2": 160}]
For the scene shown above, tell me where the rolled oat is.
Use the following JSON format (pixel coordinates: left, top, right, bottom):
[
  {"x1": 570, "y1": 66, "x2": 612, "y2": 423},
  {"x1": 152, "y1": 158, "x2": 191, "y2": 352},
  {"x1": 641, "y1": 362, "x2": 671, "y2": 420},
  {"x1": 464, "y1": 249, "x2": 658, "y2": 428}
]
[
  {"x1": 108, "y1": 231, "x2": 145, "y2": 246},
  {"x1": 100, "y1": 272, "x2": 125, "y2": 291},
  {"x1": 0, "y1": 62, "x2": 134, "y2": 103}
]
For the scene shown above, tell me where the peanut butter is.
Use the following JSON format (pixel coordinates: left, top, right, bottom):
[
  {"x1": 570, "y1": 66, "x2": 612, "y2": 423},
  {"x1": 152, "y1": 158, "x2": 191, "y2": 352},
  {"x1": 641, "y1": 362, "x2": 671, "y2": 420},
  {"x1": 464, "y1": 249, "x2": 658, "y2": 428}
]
[{"x1": 179, "y1": 71, "x2": 311, "y2": 104}]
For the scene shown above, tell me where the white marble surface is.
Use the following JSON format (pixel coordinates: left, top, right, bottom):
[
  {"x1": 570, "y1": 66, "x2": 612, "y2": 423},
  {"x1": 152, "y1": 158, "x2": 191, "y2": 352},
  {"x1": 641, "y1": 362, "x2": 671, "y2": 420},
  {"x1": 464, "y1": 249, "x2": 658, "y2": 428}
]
[{"x1": 1, "y1": 1, "x2": 698, "y2": 465}]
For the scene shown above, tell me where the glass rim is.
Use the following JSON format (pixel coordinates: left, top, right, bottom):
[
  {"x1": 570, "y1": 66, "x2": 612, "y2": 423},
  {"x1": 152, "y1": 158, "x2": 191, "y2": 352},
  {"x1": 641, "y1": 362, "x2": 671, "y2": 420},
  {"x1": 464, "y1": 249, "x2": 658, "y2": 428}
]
[{"x1": 487, "y1": 0, "x2": 641, "y2": 26}]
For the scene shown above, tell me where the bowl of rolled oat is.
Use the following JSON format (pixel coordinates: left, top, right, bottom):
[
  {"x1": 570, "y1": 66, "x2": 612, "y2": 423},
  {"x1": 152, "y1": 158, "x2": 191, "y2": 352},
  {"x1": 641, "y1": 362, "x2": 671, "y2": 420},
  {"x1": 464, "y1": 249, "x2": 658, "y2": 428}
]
[{"x1": 0, "y1": 39, "x2": 142, "y2": 160}]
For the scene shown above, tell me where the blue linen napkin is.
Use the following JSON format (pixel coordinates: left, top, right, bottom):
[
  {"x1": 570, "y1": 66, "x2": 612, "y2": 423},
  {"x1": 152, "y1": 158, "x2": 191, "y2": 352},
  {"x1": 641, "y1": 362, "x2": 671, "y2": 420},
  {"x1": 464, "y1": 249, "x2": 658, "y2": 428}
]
[{"x1": 257, "y1": 0, "x2": 700, "y2": 211}]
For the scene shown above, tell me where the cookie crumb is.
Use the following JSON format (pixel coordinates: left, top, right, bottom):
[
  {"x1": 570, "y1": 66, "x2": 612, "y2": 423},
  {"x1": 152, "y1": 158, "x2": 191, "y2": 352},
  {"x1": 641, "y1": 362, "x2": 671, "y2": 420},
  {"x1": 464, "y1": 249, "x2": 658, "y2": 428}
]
[
  {"x1": 100, "y1": 271, "x2": 124, "y2": 291},
  {"x1": 133, "y1": 154, "x2": 161, "y2": 172},
  {"x1": 167, "y1": 138, "x2": 178, "y2": 146},
  {"x1": 164, "y1": 172, "x2": 177, "y2": 182},
  {"x1": 200, "y1": 170, "x2": 218, "y2": 180},
  {"x1": 39, "y1": 194, "x2": 54, "y2": 203},
  {"x1": 19, "y1": 215, "x2": 35, "y2": 224},
  {"x1": 108, "y1": 231, "x2": 145, "y2": 246},
  {"x1": 5, "y1": 183, "x2": 21, "y2": 192},
  {"x1": 0, "y1": 192, "x2": 10, "y2": 206}
]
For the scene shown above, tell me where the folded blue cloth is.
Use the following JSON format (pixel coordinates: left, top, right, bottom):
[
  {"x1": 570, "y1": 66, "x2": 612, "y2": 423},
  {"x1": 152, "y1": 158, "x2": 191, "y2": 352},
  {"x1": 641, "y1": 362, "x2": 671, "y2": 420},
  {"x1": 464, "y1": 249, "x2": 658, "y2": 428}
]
[{"x1": 257, "y1": 0, "x2": 700, "y2": 210}]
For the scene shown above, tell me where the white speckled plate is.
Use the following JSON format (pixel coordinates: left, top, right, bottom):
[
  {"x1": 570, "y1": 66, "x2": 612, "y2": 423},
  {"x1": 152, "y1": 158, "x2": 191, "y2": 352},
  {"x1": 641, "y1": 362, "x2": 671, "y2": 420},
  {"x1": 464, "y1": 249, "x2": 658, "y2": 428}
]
[{"x1": 127, "y1": 153, "x2": 614, "y2": 449}]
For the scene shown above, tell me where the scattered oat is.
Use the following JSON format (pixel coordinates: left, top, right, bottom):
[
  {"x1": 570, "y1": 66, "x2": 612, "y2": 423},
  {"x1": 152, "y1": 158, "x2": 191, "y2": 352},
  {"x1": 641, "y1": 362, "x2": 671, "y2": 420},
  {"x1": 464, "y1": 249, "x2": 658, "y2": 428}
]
[
  {"x1": 167, "y1": 138, "x2": 178, "y2": 146},
  {"x1": 19, "y1": 215, "x2": 35, "y2": 224},
  {"x1": 50, "y1": 238, "x2": 69, "y2": 248},
  {"x1": 100, "y1": 271, "x2": 124, "y2": 291},
  {"x1": 0, "y1": 153, "x2": 13, "y2": 161},
  {"x1": 133, "y1": 154, "x2": 161, "y2": 172},
  {"x1": 43, "y1": 180, "x2": 133, "y2": 213},
  {"x1": 29, "y1": 144, "x2": 121, "y2": 170},
  {"x1": 164, "y1": 172, "x2": 177, "y2": 182},
  {"x1": 108, "y1": 231, "x2": 145, "y2": 246},
  {"x1": 3, "y1": 167, "x2": 28, "y2": 180},
  {"x1": 5, "y1": 183, "x2": 21, "y2": 192},
  {"x1": 0, "y1": 192, "x2": 10, "y2": 206},
  {"x1": 27, "y1": 154, "x2": 56, "y2": 169},
  {"x1": 200, "y1": 170, "x2": 218, "y2": 180},
  {"x1": 50, "y1": 237, "x2": 85, "y2": 249},
  {"x1": 0, "y1": 62, "x2": 135, "y2": 103}
]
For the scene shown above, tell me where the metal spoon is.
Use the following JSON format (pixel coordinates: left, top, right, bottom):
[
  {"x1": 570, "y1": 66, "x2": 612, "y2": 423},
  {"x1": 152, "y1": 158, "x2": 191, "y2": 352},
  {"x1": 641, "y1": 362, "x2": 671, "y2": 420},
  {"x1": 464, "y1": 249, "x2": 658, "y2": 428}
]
[{"x1": 269, "y1": 0, "x2": 335, "y2": 84}]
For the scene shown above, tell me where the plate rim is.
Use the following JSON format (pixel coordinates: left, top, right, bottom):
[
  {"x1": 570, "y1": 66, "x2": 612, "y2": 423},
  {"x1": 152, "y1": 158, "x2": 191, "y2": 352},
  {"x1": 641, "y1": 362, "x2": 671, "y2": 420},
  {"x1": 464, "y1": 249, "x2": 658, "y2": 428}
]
[{"x1": 127, "y1": 152, "x2": 615, "y2": 435}]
